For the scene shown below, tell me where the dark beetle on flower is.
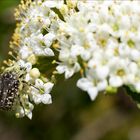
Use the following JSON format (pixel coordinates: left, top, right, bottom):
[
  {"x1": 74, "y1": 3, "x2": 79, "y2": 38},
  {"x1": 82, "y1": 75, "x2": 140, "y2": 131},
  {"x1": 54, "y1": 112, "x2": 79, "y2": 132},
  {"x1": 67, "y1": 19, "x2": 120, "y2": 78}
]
[{"x1": 0, "y1": 72, "x2": 19, "y2": 110}]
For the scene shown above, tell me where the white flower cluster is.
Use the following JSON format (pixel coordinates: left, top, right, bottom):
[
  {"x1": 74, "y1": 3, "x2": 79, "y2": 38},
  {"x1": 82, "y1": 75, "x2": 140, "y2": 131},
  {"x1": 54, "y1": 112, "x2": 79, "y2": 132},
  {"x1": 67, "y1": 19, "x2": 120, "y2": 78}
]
[
  {"x1": 56, "y1": 1, "x2": 140, "y2": 100},
  {"x1": 14, "y1": 60, "x2": 53, "y2": 119},
  {"x1": 9, "y1": 0, "x2": 58, "y2": 119},
  {"x1": 7, "y1": 0, "x2": 140, "y2": 118}
]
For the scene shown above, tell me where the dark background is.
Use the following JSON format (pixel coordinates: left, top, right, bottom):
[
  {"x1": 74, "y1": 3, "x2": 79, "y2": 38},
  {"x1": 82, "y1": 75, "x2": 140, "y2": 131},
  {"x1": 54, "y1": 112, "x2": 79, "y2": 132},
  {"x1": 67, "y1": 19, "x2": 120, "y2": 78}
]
[{"x1": 0, "y1": 1, "x2": 140, "y2": 140}]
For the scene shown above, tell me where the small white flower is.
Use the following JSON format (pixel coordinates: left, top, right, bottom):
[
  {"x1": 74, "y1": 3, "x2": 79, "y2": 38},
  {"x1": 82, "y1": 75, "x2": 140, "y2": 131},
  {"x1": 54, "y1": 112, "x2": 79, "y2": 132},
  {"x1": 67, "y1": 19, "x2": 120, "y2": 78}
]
[
  {"x1": 70, "y1": 45, "x2": 84, "y2": 58},
  {"x1": 25, "y1": 73, "x2": 31, "y2": 82},
  {"x1": 56, "y1": 62, "x2": 80, "y2": 79},
  {"x1": 59, "y1": 49, "x2": 70, "y2": 62},
  {"x1": 97, "y1": 80, "x2": 108, "y2": 91},
  {"x1": 43, "y1": 1, "x2": 64, "y2": 8},
  {"x1": 35, "y1": 79, "x2": 44, "y2": 88},
  {"x1": 56, "y1": 65, "x2": 66, "y2": 74},
  {"x1": 65, "y1": 68, "x2": 74, "y2": 79},
  {"x1": 19, "y1": 46, "x2": 32, "y2": 59},
  {"x1": 30, "y1": 81, "x2": 53, "y2": 105},
  {"x1": 17, "y1": 60, "x2": 26, "y2": 68},
  {"x1": 77, "y1": 77, "x2": 99, "y2": 100},
  {"x1": 128, "y1": 62, "x2": 138, "y2": 74},
  {"x1": 44, "y1": 82, "x2": 54, "y2": 94},
  {"x1": 81, "y1": 50, "x2": 91, "y2": 61},
  {"x1": 77, "y1": 78, "x2": 93, "y2": 91},
  {"x1": 41, "y1": 94, "x2": 52, "y2": 104},
  {"x1": 130, "y1": 49, "x2": 140, "y2": 61},
  {"x1": 96, "y1": 66, "x2": 109, "y2": 80},
  {"x1": 65, "y1": 63, "x2": 80, "y2": 79},
  {"x1": 87, "y1": 87, "x2": 98, "y2": 101},
  {"x1": 44, "y1": 33, "x2": 56, "y2": 47},
  {"x1": 26, "y1": 112, "x2": 33, "y2": 120},
  {"x1": 109, "y1": 76, "x2": 123, "y2": 87},
  {"x1": 17, "y1": 60, "x2": 32, "y2": 72},
  {"x1": 25, "y1": 62, "x2": 32, "y2": 72},
  {"x1": 31, "y1": 89, "x2": 42, "y2": 104},
  {"x1": 44, "y1": 48, "x2": 54, "y2": 56}
]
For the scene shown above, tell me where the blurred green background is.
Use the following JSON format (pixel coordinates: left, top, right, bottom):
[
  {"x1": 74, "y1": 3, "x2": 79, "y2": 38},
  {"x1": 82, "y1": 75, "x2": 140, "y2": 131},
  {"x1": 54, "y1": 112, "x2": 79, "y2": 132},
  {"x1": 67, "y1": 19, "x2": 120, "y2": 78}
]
[{"x1": 0, "y1": 1, "x2": 140, "y2": 140}]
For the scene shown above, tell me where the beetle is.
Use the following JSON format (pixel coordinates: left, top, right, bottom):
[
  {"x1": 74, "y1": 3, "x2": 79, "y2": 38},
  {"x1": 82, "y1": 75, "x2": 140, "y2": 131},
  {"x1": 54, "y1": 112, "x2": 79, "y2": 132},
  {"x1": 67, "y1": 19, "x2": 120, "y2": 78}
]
[{"x1": 0, "y1": 72, "x2": 19, "y2": 110}]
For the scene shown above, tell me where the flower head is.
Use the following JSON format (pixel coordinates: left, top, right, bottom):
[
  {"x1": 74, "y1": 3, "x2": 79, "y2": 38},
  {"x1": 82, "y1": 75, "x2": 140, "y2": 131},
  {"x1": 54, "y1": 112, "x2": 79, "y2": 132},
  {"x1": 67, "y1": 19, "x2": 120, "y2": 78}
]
[{"x1": 2, "y1": 0, "x2": 140, "y2": 118}]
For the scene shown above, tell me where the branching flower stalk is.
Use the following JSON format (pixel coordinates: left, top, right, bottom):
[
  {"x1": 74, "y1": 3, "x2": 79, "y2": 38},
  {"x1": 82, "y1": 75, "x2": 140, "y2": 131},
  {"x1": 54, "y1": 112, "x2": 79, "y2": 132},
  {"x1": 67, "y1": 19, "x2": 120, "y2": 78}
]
[{"x1": 1, "y1": 0, "x2": 140, "y2": 119}]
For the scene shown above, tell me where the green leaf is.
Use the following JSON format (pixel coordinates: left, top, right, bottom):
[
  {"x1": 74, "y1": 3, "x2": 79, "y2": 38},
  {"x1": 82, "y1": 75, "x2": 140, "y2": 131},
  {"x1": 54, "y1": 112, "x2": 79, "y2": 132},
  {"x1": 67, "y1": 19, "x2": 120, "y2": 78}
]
[{"x1": 124, "y1": 86, "x2": 140, "y2": 103}]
